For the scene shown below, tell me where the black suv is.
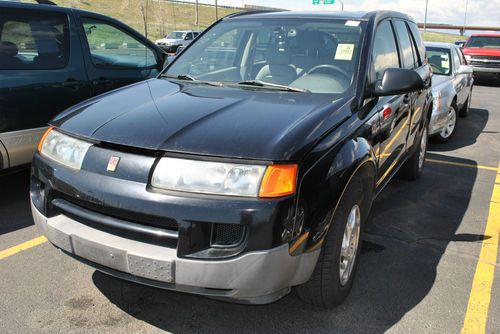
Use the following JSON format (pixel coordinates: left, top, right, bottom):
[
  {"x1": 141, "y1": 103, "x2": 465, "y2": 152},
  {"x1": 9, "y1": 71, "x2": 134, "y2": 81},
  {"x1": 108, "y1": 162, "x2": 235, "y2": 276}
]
[
  {"x1": 31, "y1": 10, "x2": 432, "y2": 307},
  {"x1": 0, "y1": 1, "x2": 166, "y2": 170}
]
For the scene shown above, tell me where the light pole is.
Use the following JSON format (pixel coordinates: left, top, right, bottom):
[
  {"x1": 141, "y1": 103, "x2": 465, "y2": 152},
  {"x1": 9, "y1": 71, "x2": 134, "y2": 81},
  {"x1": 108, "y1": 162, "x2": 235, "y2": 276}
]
[
  {"x1": 463, "y1": 0, "x2": 469, "y2": 36},
  {"x1": 215, "y1": 0, "x2": 218, "y2": 20},
  {"x1": 195, "y1": 0, "x2": 199, "y2": 26},
  {"x1": 423, "y1": 0, "x2": 429, "y2": 33}
]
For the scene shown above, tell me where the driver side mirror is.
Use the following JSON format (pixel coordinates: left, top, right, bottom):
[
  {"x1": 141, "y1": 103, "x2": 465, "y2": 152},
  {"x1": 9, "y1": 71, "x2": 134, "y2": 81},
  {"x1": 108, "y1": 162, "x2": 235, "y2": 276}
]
[{"x1": 371, "y1": 68, "x2": 424, "y2": 97}]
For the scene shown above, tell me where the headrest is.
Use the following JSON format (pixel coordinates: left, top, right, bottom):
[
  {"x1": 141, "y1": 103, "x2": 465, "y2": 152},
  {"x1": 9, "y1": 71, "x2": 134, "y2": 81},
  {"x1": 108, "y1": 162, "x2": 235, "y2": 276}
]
[
  {"x1": 266, "y1": 47, "x2": 291, "y2": 65},
  {"x1": 0, "y1": 41, "x2": 19, "y2": 57},
  {"x1": 428, "y1": 55, "x2": 442, "y2": 67}
]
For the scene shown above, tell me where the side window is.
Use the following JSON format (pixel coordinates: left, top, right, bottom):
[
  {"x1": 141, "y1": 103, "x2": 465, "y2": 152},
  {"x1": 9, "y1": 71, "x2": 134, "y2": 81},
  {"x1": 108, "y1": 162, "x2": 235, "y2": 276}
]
[
  {"x1": 185, "y1": 33, "x2": 193, "y2": 41},
  {"x1": 407, "y1": 22, "x2": 426, "y2": 64},
  {"x1": 456, "y1": 48, "x2": 467, "y2": 65},
  {"x1": 394, "y1": 20, "x2": 415, "y2": 69},
  {"x1": 82, "y1": 18, "x2": 157, "y2": 69},
  {"x1": 0, "y1": 8, "x2": 69, "y2": 70},
  {"x1": 372, "y1": 20, "x2": 400, "y2": 80}
]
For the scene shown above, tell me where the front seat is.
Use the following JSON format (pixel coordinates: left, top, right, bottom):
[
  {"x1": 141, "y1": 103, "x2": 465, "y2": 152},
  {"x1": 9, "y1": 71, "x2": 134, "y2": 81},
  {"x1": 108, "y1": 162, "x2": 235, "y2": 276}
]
[
  {"x1": 0, "y1": 41, "x2": 23, "y2": 67},
  {"x1": 256, "y1": 42, "x2": 297, "y2": 85}
]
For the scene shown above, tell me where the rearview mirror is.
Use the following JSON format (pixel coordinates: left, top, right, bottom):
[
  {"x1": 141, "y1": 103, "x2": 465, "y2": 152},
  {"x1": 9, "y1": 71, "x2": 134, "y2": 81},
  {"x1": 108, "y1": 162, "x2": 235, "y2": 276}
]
[{"x1": 371, "y1": 68, "x2": 424, "y2": 97}]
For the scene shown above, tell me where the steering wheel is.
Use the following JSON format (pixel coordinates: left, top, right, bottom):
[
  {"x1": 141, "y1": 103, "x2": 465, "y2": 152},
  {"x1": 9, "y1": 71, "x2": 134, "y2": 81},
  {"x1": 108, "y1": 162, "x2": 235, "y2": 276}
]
[{"x1": 306, "y1": 64, "x2": 351, "y2": 84}]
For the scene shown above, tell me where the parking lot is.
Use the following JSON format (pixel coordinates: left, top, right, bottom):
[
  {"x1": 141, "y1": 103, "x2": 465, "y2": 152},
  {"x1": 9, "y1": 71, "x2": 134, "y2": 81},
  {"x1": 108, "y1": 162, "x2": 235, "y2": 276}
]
[{"x1": 0, "y1": 83, "x2": 498, "y2": 333}]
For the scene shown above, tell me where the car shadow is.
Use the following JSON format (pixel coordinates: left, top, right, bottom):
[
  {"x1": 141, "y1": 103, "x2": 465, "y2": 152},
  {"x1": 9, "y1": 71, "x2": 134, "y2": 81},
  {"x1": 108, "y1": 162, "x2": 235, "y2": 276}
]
[
  {"x1": 92, "y1": 152, "x2": 483, "y2": 333},
  {"x1": 0, "y1": 168, "x2": 33, "y2": 235},
  {"x1": 430, "y1": 107, "x2": 488, "y2": 151}
]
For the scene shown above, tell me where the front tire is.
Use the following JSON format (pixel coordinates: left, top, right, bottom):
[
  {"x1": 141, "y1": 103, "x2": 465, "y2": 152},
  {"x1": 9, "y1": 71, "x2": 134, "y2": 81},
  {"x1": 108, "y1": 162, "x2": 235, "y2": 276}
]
[{"x1": 297, "y1": 178, "x2": 366, "y2": 308}]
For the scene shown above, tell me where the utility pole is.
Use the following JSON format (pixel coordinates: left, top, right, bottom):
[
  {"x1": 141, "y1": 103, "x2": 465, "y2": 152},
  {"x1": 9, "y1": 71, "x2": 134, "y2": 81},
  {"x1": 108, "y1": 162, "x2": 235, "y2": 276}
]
[
  {"x1": 423, "y1": 0, "x2": 428, "y2": 33},
  {"x1": 215, "y1": 0, "x2": 219, "y2": 20},
  {"x1": 195, "y1": 0, "x2": 199, "y2": 26},
  {"x1": 463, "y1": 0, "x2": 469, "y2": 36}
]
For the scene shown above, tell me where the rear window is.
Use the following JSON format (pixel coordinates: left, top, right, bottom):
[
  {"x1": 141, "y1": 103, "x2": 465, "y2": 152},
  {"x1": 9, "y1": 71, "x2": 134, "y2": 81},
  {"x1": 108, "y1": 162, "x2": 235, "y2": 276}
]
[
  {"x1": 466, "y1": 36, "x2": 500, "y2": 49},
  {"x1": 0, "y1": 8, "x2": 69, "y2": 70}
]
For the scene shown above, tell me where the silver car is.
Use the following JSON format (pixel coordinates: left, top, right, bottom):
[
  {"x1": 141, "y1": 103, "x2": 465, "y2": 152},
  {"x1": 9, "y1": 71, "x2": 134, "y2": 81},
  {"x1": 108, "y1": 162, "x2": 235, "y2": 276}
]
[{"x1": 426, "y1": 42, "x2": 474, "y2": 142}]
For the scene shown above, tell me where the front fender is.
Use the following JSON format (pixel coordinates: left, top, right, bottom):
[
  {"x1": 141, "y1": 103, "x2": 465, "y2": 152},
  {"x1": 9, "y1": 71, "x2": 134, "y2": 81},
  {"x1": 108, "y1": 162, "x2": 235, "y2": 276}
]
[{"x1": 293, "y1": 135, "x2": 376, "y2": 254}]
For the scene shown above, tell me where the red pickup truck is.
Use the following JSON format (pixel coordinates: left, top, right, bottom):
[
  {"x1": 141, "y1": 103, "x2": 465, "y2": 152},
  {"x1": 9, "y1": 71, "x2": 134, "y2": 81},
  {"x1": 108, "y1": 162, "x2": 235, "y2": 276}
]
[{"x1": 462, "y1": 34, "x2": 500, "y2": 80}]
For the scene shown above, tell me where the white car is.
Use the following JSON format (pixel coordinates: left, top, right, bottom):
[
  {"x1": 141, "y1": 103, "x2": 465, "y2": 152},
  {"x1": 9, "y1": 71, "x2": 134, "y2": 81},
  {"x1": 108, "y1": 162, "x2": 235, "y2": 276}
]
[{"x1": 155, "y1": 30, "x2": 201, "y2": 53}]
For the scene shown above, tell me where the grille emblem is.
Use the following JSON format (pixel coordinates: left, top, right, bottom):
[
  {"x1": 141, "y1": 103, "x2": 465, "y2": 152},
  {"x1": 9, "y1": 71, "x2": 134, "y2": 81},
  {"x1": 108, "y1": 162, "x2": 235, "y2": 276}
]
[{"x1": 107, "y1": 156, "x2": 120, "y2": 172}]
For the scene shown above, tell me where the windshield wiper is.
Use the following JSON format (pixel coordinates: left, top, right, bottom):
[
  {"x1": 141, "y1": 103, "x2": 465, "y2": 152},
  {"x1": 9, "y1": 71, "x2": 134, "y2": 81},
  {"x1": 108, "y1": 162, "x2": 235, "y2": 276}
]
[
  {"x1": 237, "y1": 80, "x2": 309, "y2": 93},
  {"x1": 160, "y1": 73, "x2": 223, "y2": 87}
]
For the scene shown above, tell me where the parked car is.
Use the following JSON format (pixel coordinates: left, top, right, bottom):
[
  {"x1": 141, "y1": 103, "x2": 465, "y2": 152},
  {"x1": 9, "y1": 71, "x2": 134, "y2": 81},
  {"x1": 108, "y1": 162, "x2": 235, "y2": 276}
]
[
  {"x1": 426, "y1": 42, "x2": 474, "y2": 142},
  {"x1": 31, "y1": 10, "x2": 432, "y2": 307},
  {"x1": 155, "y1": 30, "x2": 201, "y2": 53},
  {"x1": 0, "y1": 0, "x2": 166, "y2": 171},
  {"x1": 462, "y1": 33, "x2": 500, "y2": 81}
]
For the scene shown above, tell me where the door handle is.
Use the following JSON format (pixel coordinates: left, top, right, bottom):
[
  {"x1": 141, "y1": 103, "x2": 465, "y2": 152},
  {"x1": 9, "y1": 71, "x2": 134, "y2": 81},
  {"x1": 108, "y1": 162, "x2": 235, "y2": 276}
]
[
  {"x1": 403, "y1": 94, "x2": 411, "y2": 105},
  {"x1": 92, "y1": 78, "x2": 114, "y2": 87},
  {"x1": 62, "y1": 78, "x2": 84, "y2": 89}
]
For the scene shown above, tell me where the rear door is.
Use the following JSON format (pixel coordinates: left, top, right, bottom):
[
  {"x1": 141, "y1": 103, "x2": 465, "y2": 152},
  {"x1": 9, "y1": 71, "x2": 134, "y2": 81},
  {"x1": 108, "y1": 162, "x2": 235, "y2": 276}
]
[
  {"x1": 76, "y1": 15, "x2": 164, "y2": 97},
  {"x1": 0, "y1": 7, "x2": 90, "y2": 168},
  {"x1": 372, "y1": 19, "x2": 411, "y2": 187},
  {"x1": 400, "y1": 20, "x2": 431, "y2": 149}
]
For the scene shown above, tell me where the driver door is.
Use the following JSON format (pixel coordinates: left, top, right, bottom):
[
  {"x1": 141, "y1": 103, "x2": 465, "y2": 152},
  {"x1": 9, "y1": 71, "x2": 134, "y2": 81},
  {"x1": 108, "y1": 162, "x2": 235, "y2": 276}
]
[{"x1": 77, "y1": 15, "x2": 163, "y2": 97}]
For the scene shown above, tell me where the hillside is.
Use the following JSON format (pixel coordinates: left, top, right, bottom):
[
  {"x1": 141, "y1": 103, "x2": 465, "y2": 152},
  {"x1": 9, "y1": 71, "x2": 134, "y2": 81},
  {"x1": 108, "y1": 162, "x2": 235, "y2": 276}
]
[
  {"x1": 38, "y1": 1, "x2": 466, "y2": 44},
  {"x1": 51, "y1": 0, "x2": 240, "y2": 40}
]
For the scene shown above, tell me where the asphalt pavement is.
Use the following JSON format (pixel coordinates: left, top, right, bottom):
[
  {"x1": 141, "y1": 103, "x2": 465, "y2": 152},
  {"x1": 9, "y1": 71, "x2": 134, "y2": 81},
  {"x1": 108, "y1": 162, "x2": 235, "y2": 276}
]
[{"x1": 0, "y1": 84, "x2": 499, "y2": 333}]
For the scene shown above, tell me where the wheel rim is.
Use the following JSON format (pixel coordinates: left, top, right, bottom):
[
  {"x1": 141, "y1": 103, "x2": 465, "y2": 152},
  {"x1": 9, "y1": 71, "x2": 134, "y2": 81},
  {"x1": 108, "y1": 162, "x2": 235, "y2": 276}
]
[
  {"x1": 339, "y1": 204, "x2": 361, "y2": 286},
  {"x1": 418, "y1": 127, "x2": 428, "y2": 170},
  {"x1": 440, "y1": 107, "x2": 456, "y2": 139}
]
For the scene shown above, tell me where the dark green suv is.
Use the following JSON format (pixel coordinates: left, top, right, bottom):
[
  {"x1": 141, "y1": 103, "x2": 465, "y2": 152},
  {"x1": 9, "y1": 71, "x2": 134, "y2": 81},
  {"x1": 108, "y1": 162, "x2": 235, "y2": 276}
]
[{"x1": 0, "y1": 1, "x2": 166, "y2": 170}]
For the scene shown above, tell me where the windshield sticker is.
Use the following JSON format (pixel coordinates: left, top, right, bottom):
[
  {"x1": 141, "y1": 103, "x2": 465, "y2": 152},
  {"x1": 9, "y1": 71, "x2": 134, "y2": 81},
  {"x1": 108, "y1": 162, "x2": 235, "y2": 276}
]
[
  {"x1": 335, "y1": 44, "x2": 355, "y2": 60},
  {"x1": 345, "y1": 20, "x2": 361, "y2": 27}
]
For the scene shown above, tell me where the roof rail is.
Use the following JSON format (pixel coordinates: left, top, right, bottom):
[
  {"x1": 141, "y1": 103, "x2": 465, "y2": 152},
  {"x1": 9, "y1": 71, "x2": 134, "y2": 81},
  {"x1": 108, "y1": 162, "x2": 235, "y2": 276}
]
[
  {"x1": 35, "y1": 0, "x2": 57, "y2": 5},
  {"x1": 223, "y1": 9, "x2": 286, "y2": 20}
]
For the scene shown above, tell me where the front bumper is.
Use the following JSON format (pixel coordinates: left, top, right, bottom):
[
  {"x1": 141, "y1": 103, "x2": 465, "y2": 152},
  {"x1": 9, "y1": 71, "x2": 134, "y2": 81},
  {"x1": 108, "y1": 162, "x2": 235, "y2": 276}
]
[
  {"x1": 32, "y1": 201, "x2": 319, "y2": 304},
  {"x1": 471, "y1": 66, "x2": 500, "y2": 79}
]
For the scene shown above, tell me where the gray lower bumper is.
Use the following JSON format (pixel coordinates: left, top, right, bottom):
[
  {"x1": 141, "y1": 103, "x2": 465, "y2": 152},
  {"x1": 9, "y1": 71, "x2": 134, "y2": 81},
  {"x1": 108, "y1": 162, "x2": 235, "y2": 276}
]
[
  {"x1": 31, "y1": 201, "x2": 320, "y2": 304},
  {"x1": 472, "y1": 66, "x2": 500, "y2": 73}
]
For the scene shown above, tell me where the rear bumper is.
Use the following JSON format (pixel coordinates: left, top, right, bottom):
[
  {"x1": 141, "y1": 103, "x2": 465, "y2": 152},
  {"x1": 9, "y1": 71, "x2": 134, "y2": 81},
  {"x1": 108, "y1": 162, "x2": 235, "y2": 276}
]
[{"x1": 32, "y1": 201, "x2": 320, "y2": 304}]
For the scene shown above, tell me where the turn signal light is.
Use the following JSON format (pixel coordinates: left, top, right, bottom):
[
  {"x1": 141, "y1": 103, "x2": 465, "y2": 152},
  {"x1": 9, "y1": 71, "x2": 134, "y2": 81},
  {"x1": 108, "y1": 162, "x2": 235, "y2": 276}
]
[
  {"x1": 259, "y1": 164, "x2": 298, "y2": 198},
  {"x1": 37, "y1": 127, "x2": 53, "y2": 152}
]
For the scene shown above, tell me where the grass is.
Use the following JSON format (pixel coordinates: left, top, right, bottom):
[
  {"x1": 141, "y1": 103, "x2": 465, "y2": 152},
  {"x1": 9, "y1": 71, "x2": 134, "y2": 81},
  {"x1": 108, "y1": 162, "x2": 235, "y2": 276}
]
[
  {"x1": 422, "y1": 31, "x2": 465, "y2": 43},
  {"x1": 50, "y1": 0, "x2": 241, "y2": 41}
]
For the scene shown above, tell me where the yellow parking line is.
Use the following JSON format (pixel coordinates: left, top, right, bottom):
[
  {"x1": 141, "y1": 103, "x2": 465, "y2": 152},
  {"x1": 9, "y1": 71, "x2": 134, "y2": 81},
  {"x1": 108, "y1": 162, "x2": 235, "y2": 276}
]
[
  {"x1": 0, "y1": 236, "x2": 47, "y2": 261},
  {"x1": 461, "y1": 162, "x2": 500, "y2": 334},
  {"x1": 427, "y1": 159, "x2": 498, "y2": 172}
]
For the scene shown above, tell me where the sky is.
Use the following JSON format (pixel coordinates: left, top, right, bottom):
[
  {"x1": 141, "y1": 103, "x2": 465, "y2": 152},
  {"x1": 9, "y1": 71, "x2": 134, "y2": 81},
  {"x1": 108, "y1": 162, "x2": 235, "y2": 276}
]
[{"x1": 189, "y1": 0, "x2": 500, "y2": 27}]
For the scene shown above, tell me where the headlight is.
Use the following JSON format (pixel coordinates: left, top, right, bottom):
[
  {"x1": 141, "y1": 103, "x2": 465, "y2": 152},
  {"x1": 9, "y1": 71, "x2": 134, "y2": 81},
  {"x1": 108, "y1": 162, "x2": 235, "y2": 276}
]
[
  {"x1": 152, "y1": 157, "x2": 297, "y2": 198},
  {"x1": 38, "y1": 128, "x2": 92, "y2": 170}
]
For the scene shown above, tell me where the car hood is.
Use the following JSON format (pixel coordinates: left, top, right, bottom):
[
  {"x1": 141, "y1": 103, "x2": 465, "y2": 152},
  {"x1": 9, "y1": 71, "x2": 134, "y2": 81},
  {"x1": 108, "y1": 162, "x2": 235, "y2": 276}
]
[
  {"x1": 156, "y1": 38, "x2": 180, "y2": 44},
  {"x1": 462, "y1": 47, "x2": 500, "y2": 56},
  {"x1": 51, "y1": 79, "x2": 352, "y2": 161}
]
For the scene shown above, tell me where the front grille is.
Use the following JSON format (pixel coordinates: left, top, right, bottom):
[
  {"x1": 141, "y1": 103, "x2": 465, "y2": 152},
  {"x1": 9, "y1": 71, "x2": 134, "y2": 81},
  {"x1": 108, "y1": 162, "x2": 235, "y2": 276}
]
[
  {"x1": 471, "y1": 55, "x2": 500, "y2": 61},
  {"x1": 49, "y1": 197, "x2": 178, "y2": 248},
  {"x1": 210, "y1": 224, "x2": 246, "y2": 248}
]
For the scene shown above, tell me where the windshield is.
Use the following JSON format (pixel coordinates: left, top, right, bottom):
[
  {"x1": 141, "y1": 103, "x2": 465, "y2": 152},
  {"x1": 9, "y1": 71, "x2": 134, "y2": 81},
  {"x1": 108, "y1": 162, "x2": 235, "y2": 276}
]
[
  {"x1": 466, "y1": 36, "x2": 500, "y2": 49},
  {"x1": 427, "y1": 48, "x2": 451, "y2": 75},
  {"x1": 163, "y1": 18, "x2": 365, "y2": 94},
  {"x1": 167, "y1": 31, "x2": 186, "y2": 39}
]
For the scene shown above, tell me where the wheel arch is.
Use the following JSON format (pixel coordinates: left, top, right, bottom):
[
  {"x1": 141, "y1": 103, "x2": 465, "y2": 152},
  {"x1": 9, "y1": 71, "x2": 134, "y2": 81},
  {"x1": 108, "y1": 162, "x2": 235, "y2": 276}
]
[{"x1": 296, "y1": 137, "x2": 377, "y2": 253}]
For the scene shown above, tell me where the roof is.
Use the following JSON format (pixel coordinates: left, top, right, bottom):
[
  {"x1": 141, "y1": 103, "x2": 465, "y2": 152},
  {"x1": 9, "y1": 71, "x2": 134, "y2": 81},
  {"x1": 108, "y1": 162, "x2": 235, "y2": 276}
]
[
  {"x1": 469, "y1": 33, "x2": 500, "y2": 37},
  {"x1": 425, "y1": 42, "x2": 458, "y2": 49},
  {"x1": 226, "y1": 10, "x2": 414, "y2": 23}
]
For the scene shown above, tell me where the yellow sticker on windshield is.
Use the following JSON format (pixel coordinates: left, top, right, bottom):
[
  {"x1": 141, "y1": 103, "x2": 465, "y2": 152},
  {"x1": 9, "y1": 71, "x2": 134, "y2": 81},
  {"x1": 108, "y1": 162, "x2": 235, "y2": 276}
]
[{"x1": 335, "y1": 44, "x2": 355, "y2": 60}]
